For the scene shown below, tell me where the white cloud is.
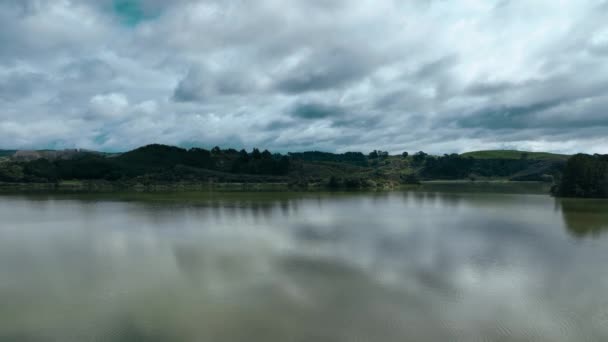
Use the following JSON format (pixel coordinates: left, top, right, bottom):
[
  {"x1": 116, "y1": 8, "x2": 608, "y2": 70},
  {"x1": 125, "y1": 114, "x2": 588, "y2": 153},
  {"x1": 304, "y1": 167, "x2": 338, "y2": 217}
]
[
  {"x1": 89, "y1": 92, "x2": 129, "y2": 119},
  {"x1": 0, "y1": 0, "x2": 606, "y2": 154}
]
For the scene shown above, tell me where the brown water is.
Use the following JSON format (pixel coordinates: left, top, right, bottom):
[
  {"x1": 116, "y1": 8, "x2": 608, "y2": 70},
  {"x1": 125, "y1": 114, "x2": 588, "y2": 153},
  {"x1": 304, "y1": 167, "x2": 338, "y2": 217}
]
[{"x1": 1, "y1": 189, "x2": 608, "y2": 341}]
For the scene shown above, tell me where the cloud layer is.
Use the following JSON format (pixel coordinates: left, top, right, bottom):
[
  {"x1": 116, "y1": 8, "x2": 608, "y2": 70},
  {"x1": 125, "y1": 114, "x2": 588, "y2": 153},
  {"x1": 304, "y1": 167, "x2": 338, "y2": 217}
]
[{"x1": 1, "y1": 0, "x2": 607, "y2": 153}]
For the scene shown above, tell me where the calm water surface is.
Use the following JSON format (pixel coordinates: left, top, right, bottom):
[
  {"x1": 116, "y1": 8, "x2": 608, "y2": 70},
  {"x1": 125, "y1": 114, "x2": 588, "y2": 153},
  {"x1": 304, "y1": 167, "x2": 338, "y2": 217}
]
[{"x1": 1, "y1": 189, "x2": 608, "y2": 341}]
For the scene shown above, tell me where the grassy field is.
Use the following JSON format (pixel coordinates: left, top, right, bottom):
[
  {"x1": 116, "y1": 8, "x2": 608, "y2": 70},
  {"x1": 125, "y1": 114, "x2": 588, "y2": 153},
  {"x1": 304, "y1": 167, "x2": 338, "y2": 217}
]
[{"x1": 461, "y1": 150, "x2": 569, "y2": 161}]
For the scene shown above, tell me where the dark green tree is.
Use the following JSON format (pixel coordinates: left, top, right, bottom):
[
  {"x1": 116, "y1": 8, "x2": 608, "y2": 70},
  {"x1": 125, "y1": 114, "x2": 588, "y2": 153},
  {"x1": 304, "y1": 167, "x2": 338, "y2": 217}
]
[
  {"x1": 261, "y1": 149, "x2": 272, "y2": 160},
  {"x1": 555, "y1": 154, "x2": 608, "y2": 198},
  {"x1": 251, "y1": 148, "x2": 262, "y2": 160},
  {"x1": 413, "y1": 151, "x2": 428, "y2": 164}
]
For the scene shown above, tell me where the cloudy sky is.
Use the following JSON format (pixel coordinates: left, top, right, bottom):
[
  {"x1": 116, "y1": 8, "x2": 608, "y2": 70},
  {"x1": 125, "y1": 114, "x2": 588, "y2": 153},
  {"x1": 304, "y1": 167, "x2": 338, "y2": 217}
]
[{"x1": 1, "y1": 0, "x2": 607, "y2": 154}]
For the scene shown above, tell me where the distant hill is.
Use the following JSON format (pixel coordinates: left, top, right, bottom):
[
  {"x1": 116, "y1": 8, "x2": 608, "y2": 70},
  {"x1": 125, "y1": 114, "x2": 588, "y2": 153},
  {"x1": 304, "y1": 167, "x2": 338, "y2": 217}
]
[
  {"x1": 0, "y1": 144, "x2": 580, "y2": 191},
  {"x1": 461, "y1": 150, "x2": 569, "y2": 161},
  {"x1": 10, "y1": 149, "x2": 106, "y2": 162}
]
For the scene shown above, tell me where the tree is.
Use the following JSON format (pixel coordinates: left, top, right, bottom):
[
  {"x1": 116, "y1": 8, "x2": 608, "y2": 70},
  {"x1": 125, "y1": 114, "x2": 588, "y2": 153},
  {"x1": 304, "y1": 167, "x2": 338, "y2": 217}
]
[
  {"x1": 0, "y1": 163, "x2": 24, "y2": 182},
  {"x1": 261, "y1": 149, "x2": 272, "y2": 160},
  {"x1": 251, "y1": 148, "x2": 262, "y2": 160},
  {"x1": 369, "y1": 150, "x2": 388, "y2": 160},
  {"x1": 555, "y1": 154, "x2": 608, "y2": 198},
  {"x1": 238, "y1": 149, "x2": 249, "y2": 161},
  {"x1": 413, "y1": 151, "x2": 428, "y2": 164},
  {"x1": 276, "y1": 156, "x2": 291, "y2": 175},
  {"x1": 421, "y1": 154, "x2": 474, "y2": 179},
  {"x1": 401, "y1": 173, "x2": 420, "y2": 184},
  {"x1": 328, "y1": 175, "x2": 340, "y2": 188},
  {"x1": 402, "y1": 152, "x2": 409, "y2": 158}
]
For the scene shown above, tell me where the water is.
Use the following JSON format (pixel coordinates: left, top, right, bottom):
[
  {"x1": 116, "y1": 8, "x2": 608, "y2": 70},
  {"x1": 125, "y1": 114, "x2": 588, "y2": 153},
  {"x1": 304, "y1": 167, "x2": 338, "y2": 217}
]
[{"x1": 1, "y1": 189, "x2": 608, "y2": 341}]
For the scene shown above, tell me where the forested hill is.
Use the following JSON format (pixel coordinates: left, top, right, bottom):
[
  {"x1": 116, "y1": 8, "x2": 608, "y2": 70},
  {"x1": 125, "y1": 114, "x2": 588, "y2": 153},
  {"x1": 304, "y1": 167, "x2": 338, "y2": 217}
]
[{"x1": 0, "y1": 144, "x2": 603, "y2": 197}]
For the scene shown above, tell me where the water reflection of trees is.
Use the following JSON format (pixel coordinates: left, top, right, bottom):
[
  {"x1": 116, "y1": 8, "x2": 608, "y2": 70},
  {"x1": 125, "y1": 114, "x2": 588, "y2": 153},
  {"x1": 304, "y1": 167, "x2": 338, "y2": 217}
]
[{"x1": 558, "y1": 199, "x2": 608, "y2": 238}]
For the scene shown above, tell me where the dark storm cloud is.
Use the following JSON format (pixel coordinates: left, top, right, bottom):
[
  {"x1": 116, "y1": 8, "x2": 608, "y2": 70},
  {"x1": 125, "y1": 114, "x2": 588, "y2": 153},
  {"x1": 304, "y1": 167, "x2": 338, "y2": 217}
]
[
  {"x1": 458, "y1": 97, "x2": 608, "y2": 131},
  {"x1": 265, "y1": 120, "x2": 295, "y2": 131},
  {"x1": 412, "y1": 55, "x2": 459, "y2": 81},
  {"x1": 291, "y1": 102, "x2": 345, "y2": 120},
  {"x1": 458, "y1": 68, "x2": 608, "y2": 134},
  {"x1": 456, "y1": 101, "x2": 562, "y2": 129},
  {"x1": 62, "y1": 58, "x2": 116, "y2": 81},
  {"x1": 173, "y1": 65, "x2": 259, "y2": 102},
  {"x1": 172, "y1": 67, "x2": 211, "y2": 102},
  {"x1": 0, "y1": 0, "x2": 51, "y2": 16},
  {"x1": 275, "y1": 47, "x2": 379, "y2": 94},
  {"x1": 0, "y1": 0, "x2": 606, "y2": 153},
  {"x1": 0, "y1": 71, "x2": 48, "y2": 101},
  {"x1": 331, "y1": 114, "x2": 387, "y2": 130},
  {"x1": 466, "y1": 80, "x2": 517, "y2": 97}
]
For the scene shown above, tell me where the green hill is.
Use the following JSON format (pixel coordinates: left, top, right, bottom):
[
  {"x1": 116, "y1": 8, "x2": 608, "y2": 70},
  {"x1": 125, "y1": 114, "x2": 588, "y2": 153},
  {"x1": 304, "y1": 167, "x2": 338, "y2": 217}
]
[
  {"x1": 461, "y1": 150, "x2": 569, "y2": 161},
  {"x1": 0, "y1": 145, "x2": 579, "y2": 190}
]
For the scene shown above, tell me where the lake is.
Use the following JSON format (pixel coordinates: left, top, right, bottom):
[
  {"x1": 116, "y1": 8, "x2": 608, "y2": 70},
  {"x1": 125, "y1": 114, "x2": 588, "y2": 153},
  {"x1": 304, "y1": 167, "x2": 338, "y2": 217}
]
[{"x1": 1, "y1": 188, "x2": 608, "y2": 341}]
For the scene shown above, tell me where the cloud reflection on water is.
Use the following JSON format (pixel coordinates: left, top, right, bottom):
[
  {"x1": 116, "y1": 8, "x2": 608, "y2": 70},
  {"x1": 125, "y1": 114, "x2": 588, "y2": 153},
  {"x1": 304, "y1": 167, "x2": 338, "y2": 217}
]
[{"x1": 0, "y1": 191, "x2": 607, "y2": 341}]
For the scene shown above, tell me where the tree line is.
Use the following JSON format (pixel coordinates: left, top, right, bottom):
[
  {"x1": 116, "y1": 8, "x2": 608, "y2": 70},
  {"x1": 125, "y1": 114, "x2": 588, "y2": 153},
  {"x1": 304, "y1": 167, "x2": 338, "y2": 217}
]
[
  {"x1": 0, "y1": 144, "x2": 291, "y2": 183},
  {"x1": 1, "y1": 144, "x2": 606, "y2": 198},
  {"x1": 553, "y1": 154, "x2": 608, "y2": 198}
]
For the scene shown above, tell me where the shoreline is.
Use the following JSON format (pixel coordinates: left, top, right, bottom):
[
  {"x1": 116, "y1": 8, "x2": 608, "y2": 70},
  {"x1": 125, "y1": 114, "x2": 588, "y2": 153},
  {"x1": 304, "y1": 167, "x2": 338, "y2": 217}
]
[{"x1": 0, "y1": 179, "x2": 552, "y2": 194}]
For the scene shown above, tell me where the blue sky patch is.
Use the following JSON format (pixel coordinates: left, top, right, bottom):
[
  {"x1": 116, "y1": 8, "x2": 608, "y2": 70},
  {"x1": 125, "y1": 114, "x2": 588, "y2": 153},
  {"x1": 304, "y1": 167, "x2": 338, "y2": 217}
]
[{"x1": 113, "y1": 0, "x2": 156, "y2": 26}]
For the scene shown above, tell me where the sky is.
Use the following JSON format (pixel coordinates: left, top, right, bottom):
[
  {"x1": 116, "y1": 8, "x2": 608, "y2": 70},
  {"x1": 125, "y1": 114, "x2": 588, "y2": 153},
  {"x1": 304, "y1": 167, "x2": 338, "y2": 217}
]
[{"x1": 0, "y1": 0, "x2": 607, "y2": 154}]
